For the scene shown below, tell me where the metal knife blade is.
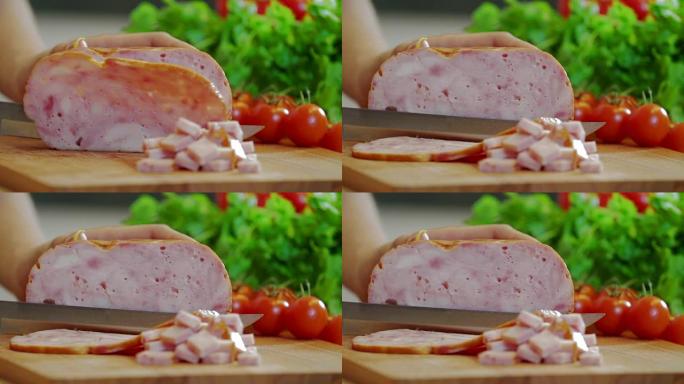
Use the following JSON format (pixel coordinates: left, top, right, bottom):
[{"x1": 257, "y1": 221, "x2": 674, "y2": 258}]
[
  {"x1": 0, "y1": 301, "x2": 262, "y2": 334},
  {"x1": 343, "y1": 302, "x2": 604, "y2": 334},
  {"x1": 343, "y1": 107, "x2": 605, "y2": 142}
]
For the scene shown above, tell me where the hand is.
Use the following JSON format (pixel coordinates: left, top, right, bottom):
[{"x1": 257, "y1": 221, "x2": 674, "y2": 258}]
[{"x1": 50, "y1": 32, "x2": 195, "y2": 54}]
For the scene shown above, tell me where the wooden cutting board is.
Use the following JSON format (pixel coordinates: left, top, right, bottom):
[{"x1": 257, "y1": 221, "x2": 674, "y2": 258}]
[
  {"x1": 0, "y1": 335, "x2": 341, "y2": 384},
  {"x1": 343, "y1": 335, "x2": 684, "y2": 384},
  {"x1": 343, "y1": 142, "x2": 684, "y2": 192},
  {"x1": 0, "y1": 137, "x2": 342, "y2": 192}
]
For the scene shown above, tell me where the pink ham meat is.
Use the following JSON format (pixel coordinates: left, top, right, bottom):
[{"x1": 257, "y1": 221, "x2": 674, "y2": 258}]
[
  {"x1": 351, "y1": 329, "x2": 483, "y2": 355},
  {"x1": 368, "y1": 47, "x2": 573, "y2": 120},
  {"x1": 23, "y1": 45, "x2": 231, "y2": 152},
  {"x1": 25, "y1": 240, "x2": 232, "y2": 312},
  {"x1": 10, "y1": 329, "x2": 141, "y2": 355},
  {"x1": 368, "y1": 240, "x2": 573, "y2": 312},
  {"x1": 351, "y1": 136, "x2": 483, "y2": 162}
]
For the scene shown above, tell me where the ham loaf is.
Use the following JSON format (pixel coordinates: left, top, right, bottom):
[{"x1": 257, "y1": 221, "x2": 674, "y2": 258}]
[
  {"x1": 368, "y1": 240, "x2": 573, "y2": 312},
  {"x1": 368, "y1": 47, "x2": 573, "y2": 120},
  {"x1": 26, "y1": 240, "x2": 231, "y2": 313},
  {"x1": 24, "y1": 44, "x2": 231, "y2": 152},
  {"x1": 10, "y1": 329, "x2": 141, "y2": 355}
]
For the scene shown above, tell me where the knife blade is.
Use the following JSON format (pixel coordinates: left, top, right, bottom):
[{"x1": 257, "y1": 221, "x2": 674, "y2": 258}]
[
  {"x1": 0, "y1": 301, "x2": 262, "y2": 334},
  {"x1": 343, "y1": 107, "x2": 605, "y2": 142},
  {"x1": 343, "y1": 302, "x2": 604, "y2": 334},
  {"x1": 0, "y1": 101, "x2": 264, "y2": 140}
]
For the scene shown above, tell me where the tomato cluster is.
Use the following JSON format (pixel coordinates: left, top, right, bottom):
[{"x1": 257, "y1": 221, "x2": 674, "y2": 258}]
[
  {"x1": 217, "y1": 0, "x2": 309, "y2": 20},
  {"x1": 232, "y1": 91, "x2": 341, "y2": 152},
  {"x1": 573, "y1": 284, "x2": 684, "y2": 344},
  {"x1": 557, "y1": 192, "x2": 650, "y2": 213},
  {"x1": 558, "y1": 0, "x2": 651, "y2": 20},
  {"x1": 231, "y1": 284, "x2": 342, "y2": 345},
  {"x1": 215, "y1": 192, "x2": 309, "y2": 212},
  {"x1": 574, "y1": 92, "x2": 684, "y2": 152}
]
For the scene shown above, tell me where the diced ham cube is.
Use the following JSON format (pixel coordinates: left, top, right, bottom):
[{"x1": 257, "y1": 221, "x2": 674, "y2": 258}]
[
  {"x1": 584, "y1": 141, "x2": 598, "y2": 154},
  {"x1": 136, "y1": 350, "x2": 175, "y2": 366},
  {"x1": 502, "y1": 133, "x2": 537, "y2": 153},
  {"x1": 573, "y1": 139, "x2": 589, "y2": 160},
  {"x1": 143, "y1": 137, "x2": 162, "y2": 150},
  {"x1": 187, "y1": 330, "x2": 222, "y2": 358},
  {"x1": 238, "y1": 158, "x2": 262, "y2": 174},
  {"x1": 230, "y1": 331, "x2": 247, "y2": 352},
  {"x1": 216, "y1": 340, "x2": 236, "y2": 355},
  {"x1": 175, "y1": 342, "x2": 200, "y2": 364},
  {"x1": 176, "y1": 117, "x2": 204, "y2": 139},
  {"x1": 230, "y1": 139, "x2": 247, "y2": 160},
  {"x1": 545, "y1": 159, "x2": 573, "y2": 172},
  {"x1": 502, "y1": 326, "x2": 537, "y2": 346},
  {"x1": 561, "y1": 314, "x2": 586, "y2": 333},
  {"x1": 544, "y1": 351, "x2": 574, "y2": 364},
  {"x1": 557, "y1": 147, "x2": 577, "y2": 162},
  {"x1": 478, "y1": 350, "x2": 518, "y2": 366},
  {"x1": 561, "y1": 121, "x2": 586, "y2": 141},
  {"x1": 517, "y1": 343, "x2": 542, "y2": 364},
  {"x1": 579, "y1": 350, "x2": 603, "y2": 366},
  {"x1": 537, "y1": 117, "x2": 562, "y2": 131},
  {"x1": 216, "y1": 147, "x2": 235, "y2": 160},
  {"x1": 202, "y1": 352, "x2": 233, "y2": 365},
  {"x1": 246, "y1": 153, "x2": 258, "y2": 161},
  {"x1": 517, "y1": 151, "x2": 542, "y2": 171},
  {"x1": 483, "y1": 328, "x2": 505, "y2": 343},
  {"x1": 517, "y1": 118, "x2": 545, "y2": 138},
  {"x1": 246, "y1": 346, "x2": 258, "y2": 354},
  {"x1": 549, "y1": 127, "x2": 573, "y2": 146},
  {"x1": 175, "y1": 151, "x2": 200, "y2": 172},
  {"x1": 478, "y1": 158, "x2": 517, "y2": 173},
  {"x1": 573, "y1": 332, "x2": 589, "y2": 353},
  {"x1": 583, "y1": 334, "x2": 598, "y2": 347},
  {"x1": 487, "y1": 340, "x2": 514, "y2": 351},
  {"x1": 208, "y1": 121, "x2": 243, "y2": 142},
  {"x1": 160, "y1": 326, "x2": 194, "y2": 346},
  {"x1": 241, "y1": 334, "x2": 256, "y2": 347},
  {"x1": 529, "y1": 330, "x2": 562, "y2": 358},
  {"x1": 202, "y1": 159, "x2": 233, "y2": 172},
  {"x1": 237, "y1": 351, "x2": 262, "y2": 366},
  {"x1": 213, "y1": 314, "x2": 244, "y2": 334},
  {"x1": 175, "y1": 310, "x2": 203, "y2": 331},
  {"x1": 580, "y1": 158, "x2": 603, "y2": 173},
  {"x1": 187, "y1": 138, "x2": 220, "y2": 166},
  {"x1": 558, "y1": 339, "x2": 577, "y2": 355},
  {"x1": 145, "y1": 340, "x2": 172, "y2": 352},
  {"x1": 483, "y1": 135, "x2": 507, "y2": 150},
  {"x1": 487, "y1": 148, "x2": 514, "y2": 159},
  {"x1": 242, "y1": 141, "x2": 256, "y2": 154},
  {"x1": 141, "y1": 328, "x2": 163, "y2": 343},
  {"x1": 529, "y1": 137, "x2": 561, "y2": 165},
  {"x1": 160, "y1": 133, "x2": 195, "y2": 152},
  {"x1": 549, "y1": 319, "x2": 573, "y2": 339},
  {"x1": 517, "y1": 310, "x2": 544, "y2": 330},
  {"x1": 145, "y1": 148, "x2": 173, "y2": 159},
  {"x1": 137, "y1": 158, "x2": 175, "y2": 173}
]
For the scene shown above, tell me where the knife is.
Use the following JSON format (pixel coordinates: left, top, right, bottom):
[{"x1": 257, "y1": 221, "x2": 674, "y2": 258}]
[
  {"x1": 0, "y1": 300, "x2": 262, "y2": 334},
  {"x1": 343, "y1": 107, "x2": 605, "y2": 142},
  {"x1": 343, "y1": 302, "x2": 604, "y2": 334},
  {"x1": 0, "y1": 101, "x2": 264, "y2": 140}
]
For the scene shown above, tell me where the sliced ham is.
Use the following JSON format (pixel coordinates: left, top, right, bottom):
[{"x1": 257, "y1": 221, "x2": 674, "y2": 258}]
[
  {"x1": 24, "y1": 44, "x2": 231, "y2": 152},
  {"x1": 10, "y1": 329, "x2": 141, "y2": 355},
  {"x1": 368, "y1": 47, "x2": 573, "y2": 120},
  {"x1": 351, "y1": 329, "x2": 483, "y2": 355},
  {"x1": 25, "y1": 240, "x2": 231, "y2": 313},
  {"x1": 351, "y1": 136, "x2": 482, "y2": 162},
  {"x1": 368, "y1": 240, "x2": 573, "y2": 312}
]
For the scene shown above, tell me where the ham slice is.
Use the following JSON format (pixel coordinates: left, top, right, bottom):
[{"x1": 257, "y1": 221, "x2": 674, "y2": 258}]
[
  {"x1": 10, "y1": 329, "x2": 141, "y2": 355},
  {"x1": 351, "y1": 329, "x2": 483, "y2": 355},
  {"x1": 351, "y1": 136, "x2": 482, "y2": 162},
  {"x1": 368, "y1": 47, "x2": 573, "y2": 120},
  {"x1": 367, "y1": 240, "x2": 574, "y2": 312}
]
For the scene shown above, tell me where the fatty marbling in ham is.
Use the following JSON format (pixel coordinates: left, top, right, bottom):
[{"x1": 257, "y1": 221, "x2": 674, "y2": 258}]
[
  {"x1": 367, "y1": 240, "x2": 573, "y2": 312},
  {"x1": 368, "y1": 47, "x2": 574, "y2": 120},
  {"x1": 23, "y1": 43, "x2": 231, "y2": 152},
  {"x1": 25, "y1": 240, "x2": 232, "y2": 313}
]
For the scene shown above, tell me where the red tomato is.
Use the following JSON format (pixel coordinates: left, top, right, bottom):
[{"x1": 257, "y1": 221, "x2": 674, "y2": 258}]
[
  {"x1": 599, "y1": 94, "x2": 639, "y2": 111},
  {"x1": 286, "y1": 296, "x2": 329, "y2": 339},
  {"x1": 598, "y1": 0, "x2": 613, "y2": 14},
  {"x1": 279, "y1": 0, "x2": 308, "y2": 20},
  {"x1": 620, "y1": 192, "x2": 649, "y2": 213},
  {"x1": 253, "y1": 104, "x2": 289, "y2": 144},
  {"x1": 576, "y1": 284, "x2": 597, "y2": 299},
  {"x1": 626, "y1": 103, "x2": 671, "y2": 147},
  {"x1": 574, "y1": 101, "x2": 594, "y2": 122},
  {"x1": 216, "y1": 192, "x2": 228, "y2": 211},
  {"x1": 558, "y1": 0, "x2": 571, "y2": 17},
  {"x1": 662, "y1": 316, "x2": 684, "y2": 345},
  {"x1": 235, "y1": 283, "x2": 255, "y2": 299},
  {"x1": 628, "y1": 296, "x2": 670, "y2": 339},
  {"x1": 574, "y1": 293, "x2": 594, "y2": 313},
  {"x1": 598, "y1": 192, "x2": 613, "y2": 207},
  {"x1": 235, "y1": 91, "x2": 255, "y2": 106},
  {"x1": 558, "y1": 192, "x2": 571, "y2": 211},
  {"x1": 285, "y1": 104, "x2": 329, "y2": 147},
  {"x1": 576, "y1": 92, "x2": 598, "y2": 107},
  {"x1": 319, "y1": 123, "x2": 342, "y2": 152},
  {"x1": 256, "y1": 193, "x2": 271, "y2": 207},
  {"x1": 594, "y1": 104, "x2": 631, "y2": 144},
  {"x1": 662, "y1": 123, "x2": 684, "y2": 153},
  {"x1": 232, "y1": 101, "x2": 252, "y2": 126},
  {"x1": 232, "y1": 293, "x2": 252, "y2": 314},
  {"x1": 256, "y1": 0, "x2": 270, "y2": 14},
  {"x1": 318, "y1": 315, "x2": 342, "y2": 345},
  {"x1": 252, "y1": 296, "x2": 290, "y2": 336},
  {"x1": 216, "y1": 0, "x2": 228, "y2": 17},
  {"x1": 279, "y1": 192, "x2": 308, "y2": 213},
  {"x1": 620, "y1": 0, "x2": 650, "y2": 20},
  {"x1": 597, "y1": 286, "x2": 639, "y2": 304},
  {"x1": 594, "y1": 296, "x2": 632, "y2": 336}
]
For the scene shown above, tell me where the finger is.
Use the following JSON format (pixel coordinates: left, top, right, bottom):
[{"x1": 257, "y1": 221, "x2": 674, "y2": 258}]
[
  {"x1": 83, "y1": 32, "x2": 196, "y2": 49},
  {"x1": 52, "y1": 225, "x2": 195, "y2": 245},
  {"x1": 426, "y1": 32, "x2": 538, "y2": 50},
  {"x1": 392, "y1": 224, "x2": 537, "y2": 247}
]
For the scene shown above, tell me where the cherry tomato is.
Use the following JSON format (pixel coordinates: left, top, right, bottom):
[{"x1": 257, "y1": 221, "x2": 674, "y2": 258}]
[
  {"x1": 285, "y1": 104, "x2": 329, "y2": 147},
  {"x1": 576, "y1": 92, "x2": 598, "y2": 107},
  {"x1": 599, "y1": 94, "x2": 639, "y2": 111},
  {"x1": 235, "y1": 283, "x2": 255, "y2": 299},
  {"x1": 662, "y1": 123, "x2": 684, "y2": 153},
  {"x1": 256, "y1": 193, "x2": 271, "y2": 207},
  {"x1": 574, "y1": 101, "x2": 594, "y2": 122},
  {"x1": 621, "y1": 0, "x2": 650, "y2": 20},
  {"x1": 279, "y1": 0, "x2": 308, "y2": 20},
  {"x1": 594, "y1": 104, "x2": 631, "y2": 144},
  {"x1": 598, "y1": 0, "x2": 613, "y2": 14},
  {"x1": 628, "y1": 296, "x2": 670, "y2": 339},
  {"x1": 318, "y1": 315, "x2": 342, "y2": 345},
  {"x1": 216, "y1": 192, "x2": 228, "y2": 211},
  {"x1": 558, "y1": 0, "x2": 571, "y2": 17},
  {"x1": 598, "y1": 192, "x2": 613, "y2": 208},
  {"x1": 620, "y1": 192, "x2": 649, "y2": 213},
  {"x1": 256, "y1": 0, "x2": 270, "y2": 14},
  {"x1": 594, "y1": 296, "x2": 632, "y2": 336},
  {"x1": 319, "y1": 123, "x2": 342, "y2": 152},
  {"x1": 232, "y1": 101, "x2": 252, "y2": 126},
  {"x1": 626, "y1": 103, "x2": 671, "y2": 147},
  {"x1": 574, "y1": 293, "x2": 594, "y2": 313},
  {"x1": 662, "y1": 316, "x2": 684, "y2": 345},
  {"x1": 252, "y1": 296, "x2": 290, "y2": 336},
  {"x1": 558, "y1": 192, "x2": 571, "y2": 211},
  {"x1": 232, "y1": 293, "x2": 252, "y2": 314},
  {"x1": 259, "y1": 93, "x2": 297, "y2": 112},
  {"x1": 253, "y1": 104, "x2": 289, "y2": 144},
  {"x1": 597, "y1": 285, "x2": 639, "y2": 304},
  {"x1": 286, "y1": 296, "x2": 329, "y2": 339},
  {"x1": 216, "y1": 0, "x2": 228, "y2": 17},
  {"x1": 279, "y1": 192, "x2": 308, "y2": 213},
  {"x1": 576, "y1": 284, "x2": 597, "y2": 299}
]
